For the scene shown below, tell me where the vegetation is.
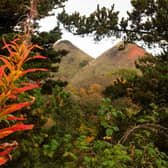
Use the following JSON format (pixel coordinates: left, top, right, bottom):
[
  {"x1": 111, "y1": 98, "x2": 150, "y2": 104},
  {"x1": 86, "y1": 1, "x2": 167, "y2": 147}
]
[
  {"x1": 53, "y1": 40, "x2": 93, "y2": 82},
  {"x1": 0, "y1": 36, "x2": 47, "y2": 165},
  {"x1": 68, "y1": 42, "x2": 146, "y2": 89},
  {"x1": 0, "y1": 0, "x2": 168, "y2": 167},
  {"x1": 0, "y1": 0, "x2": 68, "y2": 94}
]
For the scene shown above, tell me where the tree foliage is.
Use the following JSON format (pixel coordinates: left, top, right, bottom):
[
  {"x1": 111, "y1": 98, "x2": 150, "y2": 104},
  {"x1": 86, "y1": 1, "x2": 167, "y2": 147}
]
[
  {"x1": 58, "y1": 0, "x2": 168, "y2": 48},
  {"x1": 0, "y1": 0, "x2": 67, "y2": 35},
  {"x1": 58, "y1": 0, "x2": 168, "y2": 166}
]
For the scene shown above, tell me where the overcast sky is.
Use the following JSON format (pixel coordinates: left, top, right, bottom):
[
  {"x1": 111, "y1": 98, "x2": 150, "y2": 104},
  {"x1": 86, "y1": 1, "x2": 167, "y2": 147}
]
[{"x1": 39, "y1": 0, "x2": 132, "y2": 58}]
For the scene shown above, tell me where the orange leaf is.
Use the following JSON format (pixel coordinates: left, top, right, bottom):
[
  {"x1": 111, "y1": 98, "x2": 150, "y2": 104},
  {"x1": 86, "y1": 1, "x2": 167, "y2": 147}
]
[
  {"x1": 0, "y1": 130, "x2": 13, "y2": 139},
  {"x1": 0, "y1": 68, "x2": 8, "y2": 89},
  {"x1": 28, "y1": 44, "x2": 43, "y2": 50},
  {"x1": 0, "y1": 156, "x2": 8, "y2": 166},
  {"x1": 21, "y1": 68, "x2": 48, "y2": 76},
  {"x1": 9, "y1": 124, "x2": 34, "y2": 131},
  {"x1": 2, "y1": 38, "x2": 13, "y2": 54},
  {"x1": 26, "y1": 55, "x2": 47, "y2": 62},
  {"x1": 0, "y1": 124, "x2": 34, "y2": 139},
  {"x1": 0, "y1": 101, "x2": 32, "y2": 118},
  {"x1": 84, "y1": 136, "x2": 95, "y2": 143},
  {"x1": 6, "y1": 116, "x2": 27, "y2": 121},
  {"x1": 7, "y1": 95, "x2": 17, "y2": 99},
  {"x1": 20, "y1": 44, "x2": 43, "y2": 61},
  {"x1": 0, "y1": 146, "x2": 16, "y2": 156},
  {"x1": 31, "y1": 55, "x2": 47, "y2": 59},
  {"x1": 0, "y1": 141, "x2": 18, "y2": 165},
  {"x1": 10, "y1": 38, "x2": 21, "y2": 49},
  {"x1": 12, "y1": 83, "x2": 39, "y2": 94},
  {"x1": 0, "y1": 65, "x2": 6, "y2": 80},
  {"x1": 11, "y1": 38, "x2": 21, "y2": 43},
  {"x1": 0, "y1": 57, "x2": 13, "y2": 71}
]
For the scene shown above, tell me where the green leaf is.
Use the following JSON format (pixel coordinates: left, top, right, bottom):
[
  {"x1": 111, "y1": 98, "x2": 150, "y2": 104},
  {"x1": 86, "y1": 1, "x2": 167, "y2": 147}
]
[
  {"x1": 155, "y1": 159, "x2": 162, "y2": 167},
  {"x1": 101, "y1": 120, "x2": 109, "y2": 128},
  {"x1": 106, "y1": 128, "x2": 113, "y2": 136},
  {"x1": 63, "y1": 152, "x2": 77, "y2": 161},
  {"x1": 112, "y1": 126, "x2": 119, "y2": 132},
  {"x1": 112, "y1": 111, "x2": 118, "y2": 117},
  {"x1": 134, "y1": 149, "x2": 143, "y2": 156}
]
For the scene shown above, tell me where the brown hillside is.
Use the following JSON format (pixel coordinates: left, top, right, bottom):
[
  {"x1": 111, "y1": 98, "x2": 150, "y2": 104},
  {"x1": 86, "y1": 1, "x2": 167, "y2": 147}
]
[
  {"x1": 53, "y1": 40, "x2": 94, "y2": 81},
  {"x1": 69, "y1": 42, "x2": 147, "y2": 89}
]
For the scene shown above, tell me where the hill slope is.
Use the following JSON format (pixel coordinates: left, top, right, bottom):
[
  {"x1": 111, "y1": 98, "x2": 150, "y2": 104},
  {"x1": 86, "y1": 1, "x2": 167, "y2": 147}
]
[
  {"x1": 53, "y1": 40, "x2": 94, "y2": 81},
  {"x1": 69, "y1": 42, "x2": 147, "y2": 89}
]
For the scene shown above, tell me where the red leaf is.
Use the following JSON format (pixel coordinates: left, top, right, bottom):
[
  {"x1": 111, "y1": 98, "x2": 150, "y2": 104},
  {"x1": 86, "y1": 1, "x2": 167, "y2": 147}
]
[
  {"x1": 21, "y1": 68, "x2": 48, "y2": 76},
  {"x1": 29, "y1": 44, "x2": 43, "y2": 50},
  {"x1": 0, "y1": 101, "x2": 32, "y2": 118},
  {"x1": 9, "y1": 124, "x2": 34, "y2": 131},
  {"x1": 2, "y1": 38, "x2": 12, "y2": 54},
  {"x1": 7, "y1": 95, "x2": 17, "y2": 99},
  {"x1": 0, "y1": 124, "x2": 34, "y2": 139},
  {"x1": 0, "y1": 57, "x2": 13, "y2": 71},
  {"x1": 6, "y1": 117, "x2": 27, "y2": 121},
  {"x1": 36, "y1": 80, "x2": 40, "y2": 85},
  {"x1": 12, "y1": 83, "x2": 39, "y2": 94},
  {"x1": 1, "y1": 44, "x2": 11, "y2": 50},
  {"x1": 31, "y1": 55, "x2": 47, "y2": 59},
  {"x1": 0, "y1": 141, "x2": 18, "y2": 165},
  {"x1": 0, "y1": 65, "x2": 6, "y2": 80},
  {"x1": 0, "y1": 156, "x2": 8, "y2": 166},
  {"x1": 0, "y1": 146, "x2": 16, "y2": 156},
  {"x1": 10, "y1": 38, "x2": 21, "y2": 43},
  {"x1": 9, "y1": 52, "x2": 16, "y2": 57}
]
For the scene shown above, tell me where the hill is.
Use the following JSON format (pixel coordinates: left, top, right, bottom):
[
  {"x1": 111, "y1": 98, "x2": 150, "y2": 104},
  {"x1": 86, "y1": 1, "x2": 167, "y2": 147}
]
[
  {"x1": 53, "y1": 40, "x2": 94, "y2": 81},
  {"x1": 69, "y1": 42, "x2": 147, "y2": 89}
]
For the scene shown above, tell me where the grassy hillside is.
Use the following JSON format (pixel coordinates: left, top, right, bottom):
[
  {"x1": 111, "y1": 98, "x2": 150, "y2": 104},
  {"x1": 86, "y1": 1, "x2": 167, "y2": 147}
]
[
  {"x1": 69, "y1": 42, "x2": 147, "y2": 89},
  {"x1": 53, "y1": 40, "x2": 94, "y2": 81}
]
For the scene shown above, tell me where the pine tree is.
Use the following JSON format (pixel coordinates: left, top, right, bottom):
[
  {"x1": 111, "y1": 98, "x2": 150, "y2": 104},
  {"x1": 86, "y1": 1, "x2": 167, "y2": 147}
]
[
  {"x1": 0, "y1": 0, "x2": 69, "y2": 93},
  {"x1": 58, "y1": 0, "x2": 168, "y2": 49},
  {"x1": 0, "y1": 0, "x2": 67, "y2": 35}
]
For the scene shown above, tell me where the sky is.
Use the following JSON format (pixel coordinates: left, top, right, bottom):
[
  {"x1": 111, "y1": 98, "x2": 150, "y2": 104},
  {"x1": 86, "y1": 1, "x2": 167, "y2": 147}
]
[{"x1": 39, "y1": 0, "x2": 132, "y2": 58}]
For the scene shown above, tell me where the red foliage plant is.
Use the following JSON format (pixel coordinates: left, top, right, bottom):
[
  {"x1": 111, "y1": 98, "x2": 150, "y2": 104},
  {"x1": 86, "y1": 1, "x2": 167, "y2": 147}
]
[{"x1": 0, "y1": 36, "x2": 48, "y2": 165}]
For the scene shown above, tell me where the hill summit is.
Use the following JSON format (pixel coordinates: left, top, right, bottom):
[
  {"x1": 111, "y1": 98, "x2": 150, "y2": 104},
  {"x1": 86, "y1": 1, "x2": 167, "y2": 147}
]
[
  {"x1": 53, "y1": 40, "x2": 147, "y2": 89},
  {"x1": 53, "y1": 40, "x2": 94, "y2": 81},
  {"x1": 69, "y1": 41, "x2": 147, "y2": 89}
]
